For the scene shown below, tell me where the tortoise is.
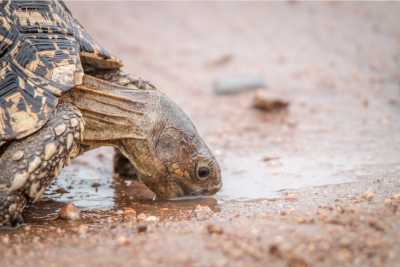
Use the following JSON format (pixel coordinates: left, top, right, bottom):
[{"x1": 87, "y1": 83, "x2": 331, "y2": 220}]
[{"x1": 0, "y1": 0, "x2": 221, "y2": 226}]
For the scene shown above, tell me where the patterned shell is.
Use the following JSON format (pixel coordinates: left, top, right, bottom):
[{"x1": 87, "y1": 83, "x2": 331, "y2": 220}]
[{"x1": 0, "y1": 0, "x2": 122, "y2": 146}]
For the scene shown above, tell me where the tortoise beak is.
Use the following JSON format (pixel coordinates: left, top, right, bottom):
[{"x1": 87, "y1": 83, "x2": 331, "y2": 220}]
[
  {"x1": 207, "y1": 181, "x2": 222, "y2": 195},
  {"x1": 186, "y1": 180, "x2": 222, "y2": 196}
]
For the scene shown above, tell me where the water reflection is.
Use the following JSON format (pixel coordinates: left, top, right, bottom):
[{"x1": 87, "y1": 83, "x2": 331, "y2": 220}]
[{"x1": 18, "y1": 152, "x2": 220, "y2": 229}]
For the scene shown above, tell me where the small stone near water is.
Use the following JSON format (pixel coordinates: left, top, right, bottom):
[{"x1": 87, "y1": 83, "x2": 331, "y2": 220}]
[
  {"x1": 116, "y1": 236, "x2": 131, "y2": 246},
  {"x1": 59, "y1": 203, "x2": 81, "y2": 221},
  {"x1": 213, "y1": 75, "x2": 266, "y2": 95},
  {"x1": 137, "y1": 213, "x2": 159, "y2": 223},
  {"x1": 253, "y1": 90, "x2": 289, "y2": 112},
  {"x1": 361, "y1": 191, "x2": 375, "y2": 201},
  {"x1": 206, "y1": 224, "x2": 224, "y2": 235},
  {"x1": 279, "y1": 210, "x2": 287, "y2": 216},
  {"x1": 137, "y1": 224, "x2": 148, "y2": 233},
  {"x1": 116, "y1": 209, "x2": 124, "y2": 215},
  {"x1": 384, "y1": 193, "x2": 400, "y2": 212},
  {"x1": 207, "y1": 54, "x2": 233, "y2": 67},
  {"x1": 262, "y1": 156, "x2": 280, "y2": 162},
  {"x1": 193, "y1": 205, "x2": 213, "y2": 220},
  {"x1": 55, "y1": 187, "x2": 69, "y2": 194},
  {"x1": 392, "y1": 193, "x2": 400, "y2": 201},
  {"x1": 287, "y1": 257, "x2": 310, "y2": 267},
  {"x1": 384, "y1": 198, "x2": 392, "y2": 206},
  {"x1": 268, "y1": 244, "x2": 282, "y2": 257}
]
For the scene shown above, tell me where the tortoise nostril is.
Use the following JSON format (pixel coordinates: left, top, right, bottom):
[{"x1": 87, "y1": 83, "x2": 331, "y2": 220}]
[{"x1": 197, "y1": 166, "x2": 210, "y2": 180}]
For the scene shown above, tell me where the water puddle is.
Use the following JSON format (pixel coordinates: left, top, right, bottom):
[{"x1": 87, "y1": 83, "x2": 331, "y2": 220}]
[
  {"x1": 46, "y1": 146, "x2": 361, "y2": 211},
  {"x1": 218, "y1": 152, "x2": 353, "y2": 200},
  {"x1": 44, "y1": 140, "x2": 399, "y2": 213},
  {"x1": 47, "y1": 149, "x2": 115, "y2": 210}
]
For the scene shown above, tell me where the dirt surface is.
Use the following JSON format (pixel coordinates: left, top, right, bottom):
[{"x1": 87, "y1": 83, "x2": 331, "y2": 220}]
[{"x1": 1, "y1": 2, "x2": 400, "y2": 267}]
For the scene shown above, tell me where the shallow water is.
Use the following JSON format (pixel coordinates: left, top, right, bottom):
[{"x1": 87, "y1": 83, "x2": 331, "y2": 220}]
[
  {"x1": 48, "y1": 149, "x2": 115, "y2": 210},
  {"x1": 48, "y1": 132, "x2": 400, "y2": 211}
]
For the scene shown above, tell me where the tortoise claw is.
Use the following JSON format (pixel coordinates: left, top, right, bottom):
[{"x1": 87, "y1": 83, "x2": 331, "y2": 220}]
[
  {"x1": 10, "y1": 215, "x2": 24, "y2": 228},
  {"x1": 0, "y1": 215, "x2": 24, "y2": 230}
]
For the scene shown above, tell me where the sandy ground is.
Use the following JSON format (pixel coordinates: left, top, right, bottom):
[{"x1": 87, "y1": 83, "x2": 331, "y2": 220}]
[{"x1": 1, "y1": 2, "x2": 400, "y2": 267}]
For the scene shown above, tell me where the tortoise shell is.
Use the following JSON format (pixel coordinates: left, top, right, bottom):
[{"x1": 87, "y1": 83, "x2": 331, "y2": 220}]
[{"x1": 0, "y1": 0, "x2": 122, "y2": 145}]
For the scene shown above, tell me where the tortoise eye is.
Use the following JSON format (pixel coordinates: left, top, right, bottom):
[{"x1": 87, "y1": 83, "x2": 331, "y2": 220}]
[{"x1": 196, "y1": 164, "x2": 210, "y2": 180}]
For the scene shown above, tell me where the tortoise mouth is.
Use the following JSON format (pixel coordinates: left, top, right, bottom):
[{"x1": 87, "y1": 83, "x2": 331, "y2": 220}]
[
  {"x1": 207, "y1": 181, "x2": 223, "y2": 195},
  {"x1": 176, "y1": 179, "x2": 221, "y2": 197},
  {"x1": 138, "y1": 170, "x2": 222, "y2": 199}
]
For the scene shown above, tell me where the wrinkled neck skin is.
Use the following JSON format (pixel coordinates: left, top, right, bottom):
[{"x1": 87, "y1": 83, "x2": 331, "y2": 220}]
[{"x1": 61, "y1": 75, "x2": 184, "y2": 193}]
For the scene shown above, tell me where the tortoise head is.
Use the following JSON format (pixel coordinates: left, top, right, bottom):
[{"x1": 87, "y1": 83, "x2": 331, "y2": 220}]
[
  {"x1": 69, "y1": 76, "x2": 221, "y2": 199},
  {"x1": 120, "y1": 91, "x2": 222, "y2": 199}
]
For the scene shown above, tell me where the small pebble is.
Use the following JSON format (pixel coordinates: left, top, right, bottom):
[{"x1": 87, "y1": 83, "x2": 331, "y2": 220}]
[
  {"x1": 392, "y1": 193, "x2": 400, "y2": 201},
  {"x1": 262, "y1": 156, "x2": 280, "y2": 162},
  {"x1": 59, "y1": 203, "x2": 81, "y2": 221},
  {"x1": 193, "y1": 205, "x2": 213, "y2": 220},
  {"x1": 208, "y1": 54, "x2": 233, "y2": 67},
  {"x1": 55, "y1": 187, "x2": 69, "y2": 194},
  {"x1": 116, "y1": 209, "x2": 124, "y2": 215},
  {"x1": 206, "y1": 224, "x2": 224, "y2": 235},
  {"x1": 213, "y1": 75, "x2": 266, "y2": 95},
  {"x1": 116, "y1": 236, "x2": 131, "y2": 246},
  {"x1": 253, "y1": 90, "x2": 289, "y2": 112},
  {"x1": 384, "y1": 198, "x2": 392, "y2": 206},
  {"x1": 361, "y1": 191, "x2": 375, "y2": 201},
  {"x1": 137, "y1": 224, "x2": 148, "y2": 233},
  {"x1": 137, "y1": 213, "x2": 159, "y2": 223},
  {"x1": 384, "y1": 193, "x2": 400, "y2": 211}
]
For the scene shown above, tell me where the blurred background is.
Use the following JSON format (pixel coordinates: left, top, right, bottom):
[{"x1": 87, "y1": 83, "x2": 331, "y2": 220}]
[{"x1": 2, "y1": 2, "x2": 400, "y2": 267}]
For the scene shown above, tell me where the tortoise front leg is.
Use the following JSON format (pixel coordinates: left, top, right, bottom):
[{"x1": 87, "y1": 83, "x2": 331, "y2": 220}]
[
  {"x1": 113, "y1": 150, "x2": 138, "y2": 179},
  {"x1": 0, "y1": 103, "x2": 84, "y2": 226}
]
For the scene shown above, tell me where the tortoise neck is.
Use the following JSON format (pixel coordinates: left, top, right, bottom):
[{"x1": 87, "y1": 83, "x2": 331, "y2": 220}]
[{"x1": 61, "y1": 75, "x2": 158, "y2": 151}]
